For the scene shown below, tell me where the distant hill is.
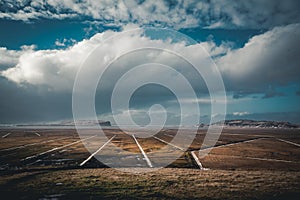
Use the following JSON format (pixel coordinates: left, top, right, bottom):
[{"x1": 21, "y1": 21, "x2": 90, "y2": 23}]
[
  {"x1": 212, "y1": 119, "x2": 299, "y2": 129},
  {"x1": 16, "y1": 120, "x2": 111, "y2": 127},
  {"x1": 59, "y1": 120, "x2": 111, "y2": 126}
]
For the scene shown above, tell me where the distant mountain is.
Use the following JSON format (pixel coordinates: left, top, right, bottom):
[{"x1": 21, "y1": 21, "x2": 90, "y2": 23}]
[
  {"x1": 59, "y1": 120, "x2": 111, "y2": 126},
  {"x1": 212, "y1": 119, "x2": 299, "y2": 128},
  {"x1": 16, "y1": 120, "x2": 111, "y2": 127}
]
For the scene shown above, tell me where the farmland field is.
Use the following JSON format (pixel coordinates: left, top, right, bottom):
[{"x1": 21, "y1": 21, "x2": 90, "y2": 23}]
[{"x1": 0, "y1": 127, "x2": 299, "y2": 199}]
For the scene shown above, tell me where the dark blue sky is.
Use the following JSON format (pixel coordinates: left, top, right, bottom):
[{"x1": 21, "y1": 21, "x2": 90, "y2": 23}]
[{"x1": 0, "y1": 18, "x2": 263, "y2": 50}]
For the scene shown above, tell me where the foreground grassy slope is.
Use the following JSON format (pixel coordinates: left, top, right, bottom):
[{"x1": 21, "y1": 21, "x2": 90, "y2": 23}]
[{"x1": 0, "y1": 168, "x2": 299, "y2": 200}]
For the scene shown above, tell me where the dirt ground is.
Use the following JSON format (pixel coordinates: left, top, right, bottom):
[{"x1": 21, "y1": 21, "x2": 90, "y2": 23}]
[{"x1": 0, "y1": 128, "x2": 299, "y2": 199}]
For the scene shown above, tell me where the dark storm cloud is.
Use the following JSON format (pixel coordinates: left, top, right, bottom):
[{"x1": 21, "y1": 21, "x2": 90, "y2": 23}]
[
  {"x1": 0, "y1": 77, "x2": 72, "y2": 123},
  {"x1": 0, "y1": 1, "x2": 300, "y2": 123},
  {"x1": 219, "y1": 23, "x2": 300, "y2": 97},
  {"x1": 1, "y1": 0, "x2": 300, "y2": 29},
  {"x1": 262, "y1": 91, "x2": 285, "y2": 99},
  {"x1": 1, "y1": 23, "x2": 300, "y2": 123}
]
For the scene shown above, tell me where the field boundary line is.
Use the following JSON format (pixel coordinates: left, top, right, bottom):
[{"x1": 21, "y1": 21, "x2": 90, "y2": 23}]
[
  {"x1": 191, "y1": 151, "x2": 203, "y2": 169},
  {"x1": 34, "y1": 132, "x2": 41, "y2": 137},
  {"x1": 153, "y1": 136, "x2": 184, "y2": 151},
  {"x1": 209, "y1": 154, "x2": 300, "y2": 163},
  {"x1": 164, "y1": 133, "x2": 174, "y2": 138},
  {"x1": 276, "y1": 138, "x2": 300, "y2": 147},
  {"x1": 21, "y1": 135, "x2": 97, "y2": 161},
  {"x1": 200, "y1": 138, "x2": 265, "y2": 152},
  {"x1": 80, "y1": 135, "x2": 116, "y2": 166},
  {"x1": 2, "y1": 133, "x2": 11, "y2": 138},
  {"x1": 132, "y1": 135, "x2": 153, "y2": 168},
  {"x1": 0, "y1": 137, "x2": 71, "y2": 152}
]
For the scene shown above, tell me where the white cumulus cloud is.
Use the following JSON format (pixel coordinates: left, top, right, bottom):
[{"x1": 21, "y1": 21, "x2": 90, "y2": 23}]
[
  {"x1": 0, "y1": 0, "x2": 299, "y2": 29},
  {"x1": 218, "y1": 23, "x2": 300, "y2": 93},
  {"x1": 1, "y1": 23, "x2": 299, "y2": 98}
]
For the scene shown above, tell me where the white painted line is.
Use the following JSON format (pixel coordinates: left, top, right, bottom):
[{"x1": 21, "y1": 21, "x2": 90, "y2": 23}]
[
  {"x1": 222, "y1": 133, "x2": 274, "y2": 138},
  {"x1": 164, "y1": 133, "x2": 174, "y2": 138},
  {"x1": 277, "y1": 138, "x2": 300, "y2": 147},
  {"x1": 0, "y1": 137, "x2": 70, "y2": 152},
  {"x1": 80, "y1": 135, "x2": 116, "y2": 166},
  {"x1": 2, "y1": 133, "x2": 11, "y2": 138},
  {"x1": 153, "y1": 136, "x2": 184, "y2": 151},
  {"x1": 200, "y1": 138, "x2": 264, "y2": 151},
  {"x1": 0, "y1": 164, "x2": 9, "y2": 170},
  {"x1": 21, "y1": 135, "x2": 97, "y2": 161},
  {"x1": 191, "y1": 151, "x2": 203, "y2": 169},
  {"x1": 210, "y1": 154, "x2": 300, "y2": 163},
  {"x1": 132, "y1": 135, "x2": 153, "y2": 168},
  {"x1": 34, "y1": 132, "x2": 41, "y2": 137},
  {"x1": 243, "y1": 156, "x2": 300, "y2": 163}
]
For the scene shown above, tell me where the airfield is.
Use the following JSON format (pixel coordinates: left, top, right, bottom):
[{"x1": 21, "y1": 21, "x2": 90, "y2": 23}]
[{"x1": 0, "y1": 127, "x2": 299, "y2": 199}]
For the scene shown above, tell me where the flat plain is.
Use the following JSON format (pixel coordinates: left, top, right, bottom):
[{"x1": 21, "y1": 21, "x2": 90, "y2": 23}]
[{"x1": 0, "y1": 127, "x2": 299, "y2": 199}]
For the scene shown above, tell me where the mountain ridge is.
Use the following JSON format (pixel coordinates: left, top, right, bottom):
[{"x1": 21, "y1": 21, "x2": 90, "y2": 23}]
[{"x1": 212, "y1": 119, "x2": 299, "y2": 128}]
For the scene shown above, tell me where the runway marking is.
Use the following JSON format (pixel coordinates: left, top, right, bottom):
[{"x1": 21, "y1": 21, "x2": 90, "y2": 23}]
[
  {"x1": 164, "y1": 133, "x2": 174, "y2": 138},
  {"x1": 221, "y1": 133, "x2": 274, "y2": 138},
  {"x1": 22, "y1": 135, "x2": 97, "y2": 161},
  {"x1": 2, "y1": 133, "x2": 11, "y2": 138},
  {"x1": 0, "y1": 137, "x2": 70, "y2": 152},
  {"x1": 200, "y1": 138, "x2": 265, "y2": 151},
  {"x1": 191, "y1": 151, "x2": 203, "y2": 169},
  {"x1": 210, "y1": 154, "x2": 300, "y2": 163},
  {"x1": 80, "y1": 135, "x2": 116, "y2": 166},
  {"x1": 34, "y1": 132, "x2": 41, "y2": 137},
  {"x1": 0, "y1": 164, "x2": 9, "y2": 170},
  {"x1": 132, "y1": 135, "x2": 153, "y2": 168},
  {"x1": 243, "y1": 156, "x2": 300, "y2": 163},
  {"x1": 192, "y1": 138, "x2": 265, "y2": 170},
  {"x1": 153, "y1": 136, "x2": 184, "y2": 151},
  {"x1": 277, "y1": 138, "x2": 300, "y2": 147}
]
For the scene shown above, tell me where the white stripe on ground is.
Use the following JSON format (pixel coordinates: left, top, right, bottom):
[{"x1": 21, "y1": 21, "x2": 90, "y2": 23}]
[
  {"x1": 2, "y1": 133, "x2": 11, "y2": 138},
  {"x1": 191, "y1": 151, "x2": 203, "y2": 169},
  {"x1": 80, "y1": 135, "x2": 116, "y2": 166},
  {"x1": 164, "y1": 133, "x2": 174, "y2": 138},
  {"x1": 243, "y1": 156, "x2": 300, "y2": 163},
  {"x1": 193, "y1": 138, "x2": 265, "y2": 170},
  {"x1": 0, "y1": 137, "x2": 70, "y2": 152},
  {"x1": 210, "y1": 154, "x2": 300, "y2": 163},
  {"x1": 34, "y1": 132, "x2": 41, "y2": 137},
  {"x1": 152, "y1": 136, "x2": 184, "y2": 151},
  {"x1": 132, "y1": 135, "x2": 153, "y2": 168},
  {"x1": 277, "y1": 138, "x2": 300, "y2": 147},
  {"x1": 21, "y1": 135, "x2": 97, "y2": 161},
  {"x1": 200, "y1": 138, "x2": 265, "y2": 151},
  {"x1": 222, "y1": 133, "x2": 274, "y2": 138}
]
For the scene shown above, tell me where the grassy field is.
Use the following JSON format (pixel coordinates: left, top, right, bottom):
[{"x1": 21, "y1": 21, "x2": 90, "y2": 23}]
[{"x1": 0, "y1": 128, "x2": 299, "y2": 199}]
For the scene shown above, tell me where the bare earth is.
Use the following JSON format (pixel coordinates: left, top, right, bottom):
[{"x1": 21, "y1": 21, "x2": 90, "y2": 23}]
[{"x1": 0, "y1": 128, "x2": 299, "y2": 199}]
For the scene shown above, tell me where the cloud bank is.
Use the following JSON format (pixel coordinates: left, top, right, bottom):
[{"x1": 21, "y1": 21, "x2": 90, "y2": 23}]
[
  {"x1": 1, "y1": 0, "x2": 300, "y2": 29},
  {"x1": 0, "y1": 23, "x2": 299, "y2": 123},
  {"x1": 1, "y1": 24, "x2": 299, "y2": 96},
  {"x1": 218, "y1": 23, "x2": 300, "y2": 96}
]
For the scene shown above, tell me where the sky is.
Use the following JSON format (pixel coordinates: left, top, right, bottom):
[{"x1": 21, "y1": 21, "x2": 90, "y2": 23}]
[{"x1": 0, "y1": 0, "x2": 300, "y2": 125}]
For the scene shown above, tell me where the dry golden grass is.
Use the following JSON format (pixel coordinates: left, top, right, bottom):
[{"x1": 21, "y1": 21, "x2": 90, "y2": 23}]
[
  {"x1": 0, "y1": 128, "x2": 299, "y2": 199},
  {"x1": 0, "y1": 168, "x2": 299, "y2": 199}
]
